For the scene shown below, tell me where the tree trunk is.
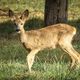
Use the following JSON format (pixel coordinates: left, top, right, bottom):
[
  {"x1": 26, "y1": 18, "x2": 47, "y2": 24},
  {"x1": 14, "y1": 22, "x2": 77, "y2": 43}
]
[{"x1": 44, "y1": 0, "x2": 68, "y2": 26}]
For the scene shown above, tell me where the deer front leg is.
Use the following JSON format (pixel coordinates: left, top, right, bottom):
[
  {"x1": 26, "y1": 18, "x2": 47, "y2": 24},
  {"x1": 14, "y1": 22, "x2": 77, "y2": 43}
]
[{"x1": 27, "y1": 49, "x2": 40, "y2": 73}]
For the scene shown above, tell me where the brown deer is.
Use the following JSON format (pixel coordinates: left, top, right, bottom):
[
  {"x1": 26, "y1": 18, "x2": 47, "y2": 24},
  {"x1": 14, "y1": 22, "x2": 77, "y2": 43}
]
[{"x1": 7, "y1": 9, "x2": 80, "y2": 72}]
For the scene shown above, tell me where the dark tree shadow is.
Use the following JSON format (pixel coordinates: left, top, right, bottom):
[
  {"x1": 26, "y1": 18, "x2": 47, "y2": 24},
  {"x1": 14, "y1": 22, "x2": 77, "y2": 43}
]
[
  {"x1": 0, "y1": 18, "x2": 80, "y2": 42},
  {"x1": 0, "y1": 18, "x2": 44, "y2": 39},
  {"x1": 0, "y1": 20, "x2": 15, "y2": 34},
  {"x1": 0, "y1": 20, "x2": 16, "y2": 39},
  {"x1": 67, "y1": 19, "x2": 80, "y2": 43},
  {"x1": 24, "y1": 18, "x2": 44, "y2": 30},
  {"x1": 68, "y1": 19, "x2": 80, "y2": 29}
]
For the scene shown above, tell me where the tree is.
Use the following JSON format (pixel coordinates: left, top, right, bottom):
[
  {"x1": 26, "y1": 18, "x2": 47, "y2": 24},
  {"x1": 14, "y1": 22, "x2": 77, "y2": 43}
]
[{"x1": 44, "y1": 0, "x2": 68, "y2": 26}]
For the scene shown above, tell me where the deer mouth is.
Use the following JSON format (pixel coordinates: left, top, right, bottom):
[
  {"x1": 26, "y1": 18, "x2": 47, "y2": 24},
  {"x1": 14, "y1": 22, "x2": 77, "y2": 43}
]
[{"x1": 16, "y1": 29, "x2": 20, "y2": 33}]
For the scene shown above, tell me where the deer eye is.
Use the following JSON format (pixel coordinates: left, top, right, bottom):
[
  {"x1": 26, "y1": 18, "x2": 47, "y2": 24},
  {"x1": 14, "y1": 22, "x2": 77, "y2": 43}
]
[
  {"x1": 20, "y1": 16, "x2": 22, "y2": 19},
  {"x1": 13, "y1": 19, "x2": 16, "y2": 23}
]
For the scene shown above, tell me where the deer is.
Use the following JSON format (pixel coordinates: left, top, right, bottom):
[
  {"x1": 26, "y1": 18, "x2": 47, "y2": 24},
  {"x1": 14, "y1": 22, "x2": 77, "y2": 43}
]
[{"x1": 3, "y1": 9, "x2": 80, "y2": 72}]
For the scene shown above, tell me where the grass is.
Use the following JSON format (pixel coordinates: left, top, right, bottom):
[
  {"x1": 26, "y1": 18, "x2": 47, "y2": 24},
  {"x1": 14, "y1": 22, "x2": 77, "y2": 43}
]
[
  {"x1": 0, "y1": 0, "x2": 80, "y2": 80},
  {"x1": 0, "y1": 60, "x2": 80, "y2": 80},
  {"x1": 0, "y1": 38, "x2": 80, "y2": 80}
]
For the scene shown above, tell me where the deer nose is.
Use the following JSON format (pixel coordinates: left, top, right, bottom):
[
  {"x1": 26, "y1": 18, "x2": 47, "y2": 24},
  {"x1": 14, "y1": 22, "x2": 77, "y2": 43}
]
[
  {"x1": 13, "y1": 23, "x2": 20, "y2": 32},
  {"x1": 16, "y1": 28, "x2": 20, "y2": 32}
]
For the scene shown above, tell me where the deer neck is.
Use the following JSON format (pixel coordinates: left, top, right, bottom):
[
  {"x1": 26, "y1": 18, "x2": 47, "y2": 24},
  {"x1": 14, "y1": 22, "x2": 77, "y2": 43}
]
[
  {"x1": 20, "y1": 28, "x2": 25, "y2": 34},
  {"x1": 19, "y1": 28, "x2": 27, "y2": 43}
]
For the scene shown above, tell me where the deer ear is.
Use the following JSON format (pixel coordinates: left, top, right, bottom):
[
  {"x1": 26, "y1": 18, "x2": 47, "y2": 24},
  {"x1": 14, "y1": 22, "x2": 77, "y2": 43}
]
[
  {"x1": 8, "y1": 9, "x2": 14, "y2": 17},
  {"x1": 22, "y1": 9, "x2": 29, "y2": 17},
  {"x1": 20, "y1": 9, "x2": 29, "y2": 19}
]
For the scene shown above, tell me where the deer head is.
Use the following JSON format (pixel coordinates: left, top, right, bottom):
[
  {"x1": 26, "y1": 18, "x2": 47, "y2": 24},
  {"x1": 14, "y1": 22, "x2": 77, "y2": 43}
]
[{"x1": 8, "y1": 9, "x2": 29, "y2": 33}]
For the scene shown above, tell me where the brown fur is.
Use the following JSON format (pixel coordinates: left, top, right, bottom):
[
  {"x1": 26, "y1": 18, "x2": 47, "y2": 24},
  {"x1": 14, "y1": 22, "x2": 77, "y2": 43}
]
[{"x1": 8, "y1": 9, "x2": 80, "y2": 72}]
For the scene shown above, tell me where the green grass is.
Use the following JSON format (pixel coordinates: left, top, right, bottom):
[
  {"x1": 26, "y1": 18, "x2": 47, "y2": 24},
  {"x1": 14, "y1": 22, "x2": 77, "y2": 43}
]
[
  {"x1": 0, "y1": 38, "x2": 80, "y2": 80},
  {"x1": 0, "y1": 59, "x2": 80, "y2": 80},
  {"x1": 0, "y1": 0, "x2": 80, "y2": 80}
]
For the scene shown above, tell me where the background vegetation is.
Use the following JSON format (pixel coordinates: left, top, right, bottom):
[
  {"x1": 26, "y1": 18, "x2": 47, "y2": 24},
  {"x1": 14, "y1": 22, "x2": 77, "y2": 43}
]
[{"x1": 0, "y1": 0, "x2": 80, "y2": 80}]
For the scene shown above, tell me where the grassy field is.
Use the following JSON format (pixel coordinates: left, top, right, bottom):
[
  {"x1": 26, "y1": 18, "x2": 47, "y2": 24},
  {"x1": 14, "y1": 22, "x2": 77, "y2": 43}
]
[{"x1": 0, "y1": 0, "x2": 80, "y2": 80}]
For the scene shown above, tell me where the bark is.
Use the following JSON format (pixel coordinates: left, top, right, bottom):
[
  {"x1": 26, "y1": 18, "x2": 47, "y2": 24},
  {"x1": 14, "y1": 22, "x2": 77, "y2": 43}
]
[{"x1": 44, "y1": 0, "x2": 68, "y2": 26}]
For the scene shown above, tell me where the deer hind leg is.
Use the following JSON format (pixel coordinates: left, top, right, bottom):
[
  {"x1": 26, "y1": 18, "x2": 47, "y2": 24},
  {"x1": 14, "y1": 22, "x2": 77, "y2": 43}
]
[
  {"x1": 69, "y1": 44, "x2": 80, "y2": 64},
  {"x1": 27, "y1": 49, "x2": 40, "y2": 73},
  {"x1": 59, "y1": 43, "x2": 76, "y2": 67},
  {"x1": 65, "y1": 44, "x2": 80, "y2": 68},
  {"x1": 59, "y1": 40, "x2": 80, "y2": 68}
]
